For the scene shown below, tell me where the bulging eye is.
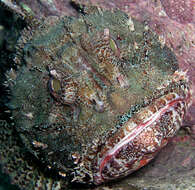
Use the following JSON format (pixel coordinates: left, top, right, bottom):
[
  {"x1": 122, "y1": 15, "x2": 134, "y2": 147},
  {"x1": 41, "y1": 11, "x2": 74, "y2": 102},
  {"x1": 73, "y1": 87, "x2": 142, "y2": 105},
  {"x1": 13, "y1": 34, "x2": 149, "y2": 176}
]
[
  {"x1": 109, "y1": 36, "x2": 121, "y2": 57},
  {"x1": 49, "y1": 78, "x2": 61, "y2": 93},
  {"x1": 109, "y1": 38, "x2": 118, "y2": 55}
]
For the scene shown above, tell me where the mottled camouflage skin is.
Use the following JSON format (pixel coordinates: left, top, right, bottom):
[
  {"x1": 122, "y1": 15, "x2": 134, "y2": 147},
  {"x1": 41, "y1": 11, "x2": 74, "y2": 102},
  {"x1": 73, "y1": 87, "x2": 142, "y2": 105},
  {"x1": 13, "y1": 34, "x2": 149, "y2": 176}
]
[{"x1": 0, "y1": 6, "x2": 192, "y2": 190}]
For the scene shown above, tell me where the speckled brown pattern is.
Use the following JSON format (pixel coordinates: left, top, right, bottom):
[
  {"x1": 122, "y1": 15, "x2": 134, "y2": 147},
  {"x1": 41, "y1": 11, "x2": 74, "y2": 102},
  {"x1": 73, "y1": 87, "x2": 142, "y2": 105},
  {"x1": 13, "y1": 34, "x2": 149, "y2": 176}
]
[{"x1": 0, "y1": 4, "x2": 193, "y2": 190}]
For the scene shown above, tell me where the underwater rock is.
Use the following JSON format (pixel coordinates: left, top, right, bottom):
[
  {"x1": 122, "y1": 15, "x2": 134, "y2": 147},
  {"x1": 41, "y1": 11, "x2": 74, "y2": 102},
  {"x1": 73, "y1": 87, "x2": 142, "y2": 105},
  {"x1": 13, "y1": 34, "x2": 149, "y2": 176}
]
[
  {"x1": 0, "y1": 4, "x2": 193, "y2": 190},
  {"x1": 0, "y1": 0, "x2": 79, "y2": 18}
]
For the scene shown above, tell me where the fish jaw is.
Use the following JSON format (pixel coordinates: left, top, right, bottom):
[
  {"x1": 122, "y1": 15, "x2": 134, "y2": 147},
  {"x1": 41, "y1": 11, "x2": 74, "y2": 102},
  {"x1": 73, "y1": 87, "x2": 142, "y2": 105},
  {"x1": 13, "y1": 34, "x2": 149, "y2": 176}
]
[{"x1": 93, "y1": 72, "x2": 192, "y2": 185}]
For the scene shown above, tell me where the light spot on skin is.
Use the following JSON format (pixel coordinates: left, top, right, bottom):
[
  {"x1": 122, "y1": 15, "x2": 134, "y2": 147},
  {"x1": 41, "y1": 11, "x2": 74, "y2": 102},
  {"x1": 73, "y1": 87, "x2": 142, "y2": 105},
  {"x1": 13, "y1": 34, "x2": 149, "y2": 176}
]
[
  {"x1": 158, "y1": 35, "x2": 166, "y2": 48},
  {"x1": 24, "y1": 112, "x2": 33, "y2": 119},
  {"x1": 59, "y1": 171, "x2": 66, "y2": 177},
  {"x1": 127, "y1": 17, "x2": 135, "y2": 32},
  {"x1": 32, "y1": 140, "x2": 48, "y2": 149}
]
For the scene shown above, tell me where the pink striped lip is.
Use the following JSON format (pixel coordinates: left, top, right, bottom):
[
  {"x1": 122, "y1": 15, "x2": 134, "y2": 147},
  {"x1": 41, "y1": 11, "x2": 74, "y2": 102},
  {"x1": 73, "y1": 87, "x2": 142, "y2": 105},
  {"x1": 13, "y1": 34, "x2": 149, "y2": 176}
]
[{"x1": 98, "y1": 96, "x2": 187, "y2": 180}]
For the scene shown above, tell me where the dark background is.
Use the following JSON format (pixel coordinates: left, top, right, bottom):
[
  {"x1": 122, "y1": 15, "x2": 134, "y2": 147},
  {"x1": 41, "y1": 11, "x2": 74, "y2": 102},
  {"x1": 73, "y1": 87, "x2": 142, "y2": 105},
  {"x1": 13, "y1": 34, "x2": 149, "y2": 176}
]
[{"x1": 0, "y1": 6, "x2": 24, "y2": 190}]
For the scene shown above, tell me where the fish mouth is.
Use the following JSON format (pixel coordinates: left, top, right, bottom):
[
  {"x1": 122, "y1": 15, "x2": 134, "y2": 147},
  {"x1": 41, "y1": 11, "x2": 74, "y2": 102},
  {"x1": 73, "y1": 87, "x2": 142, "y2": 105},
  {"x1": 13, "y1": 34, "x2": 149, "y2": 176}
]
[{"x1": 93, "y1": 71, "x2": 192, "y2": 185}]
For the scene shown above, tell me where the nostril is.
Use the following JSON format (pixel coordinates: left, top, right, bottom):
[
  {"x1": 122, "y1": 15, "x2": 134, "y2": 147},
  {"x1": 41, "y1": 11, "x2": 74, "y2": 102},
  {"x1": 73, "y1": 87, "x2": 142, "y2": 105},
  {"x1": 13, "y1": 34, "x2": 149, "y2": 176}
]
[
  {"x1": 116, "y1": 74, "x2": 129, "y2": 88},
  {"x1": 92, "y1": 99, "x2": 96, "y2": 105}
]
